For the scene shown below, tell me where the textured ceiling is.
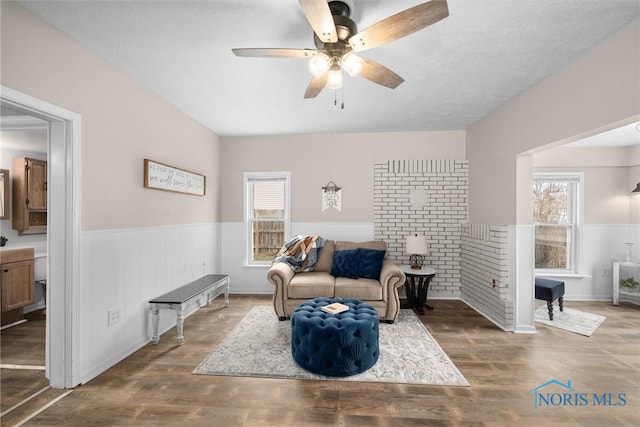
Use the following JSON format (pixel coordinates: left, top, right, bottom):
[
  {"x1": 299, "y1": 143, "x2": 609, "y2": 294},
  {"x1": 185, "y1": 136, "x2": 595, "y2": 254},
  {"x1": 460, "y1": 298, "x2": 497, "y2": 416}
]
[{"x1": 18, "y1": 0, "x2": 640, "y2": 136}]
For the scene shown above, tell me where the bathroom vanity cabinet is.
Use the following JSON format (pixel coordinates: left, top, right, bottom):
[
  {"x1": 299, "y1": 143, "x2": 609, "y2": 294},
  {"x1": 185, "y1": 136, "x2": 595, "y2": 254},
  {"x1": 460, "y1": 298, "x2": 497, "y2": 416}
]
[{"x1": 0, "y1": 247, "x2": 35, "y2": 326}]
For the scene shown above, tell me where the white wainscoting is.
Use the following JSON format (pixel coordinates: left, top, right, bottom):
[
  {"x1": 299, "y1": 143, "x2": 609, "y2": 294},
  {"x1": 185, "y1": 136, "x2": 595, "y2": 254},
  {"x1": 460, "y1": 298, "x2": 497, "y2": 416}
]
[
  {"x1": 512, "y1": 224, "x2": 536, "y2": 334},
  {"x1": 555, "y1": 224, "x2": 640, "y2": 301},
  {"x1": 78, "y1": 223, "x2": 220, "y2": 384}
]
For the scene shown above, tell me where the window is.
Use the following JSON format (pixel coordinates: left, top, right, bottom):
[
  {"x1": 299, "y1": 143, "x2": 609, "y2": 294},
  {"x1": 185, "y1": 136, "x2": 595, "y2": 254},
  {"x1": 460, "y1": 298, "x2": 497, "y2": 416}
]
[
  {"x1": 244, "y1": 172, "x2": 290, "y2": 264},
  {"x1": 533, "y1": 173, "x2": 582, "y2": 272}
]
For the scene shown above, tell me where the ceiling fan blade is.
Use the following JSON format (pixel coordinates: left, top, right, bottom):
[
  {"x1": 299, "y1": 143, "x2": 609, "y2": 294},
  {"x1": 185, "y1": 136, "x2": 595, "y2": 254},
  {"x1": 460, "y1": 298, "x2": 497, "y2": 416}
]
[
  {"x1": 298, "y1": 0, "x2": 338, "y2": 43},
  {"x1": 349, "y1": 0, "x2": 449, "y2": 52},
  {"x1": 359, "y1": 57, "x2": 404, "y2": 89},
  {"x1": 304, "y1": 72, "x2": 328, "y2": 98},
  {"x1": 232, "y1": 48, "x2": 320, "y2": 58}
]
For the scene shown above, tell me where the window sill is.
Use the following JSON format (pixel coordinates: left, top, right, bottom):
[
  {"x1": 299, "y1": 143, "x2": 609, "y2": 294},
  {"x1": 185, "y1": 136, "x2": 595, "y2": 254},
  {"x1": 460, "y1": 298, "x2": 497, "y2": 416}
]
[
  {"x1": 535, "y1": 273, "x2": 591, "y2": 279},
  {"x1": 243, "y1": 264, "x2": 271, "y2": 268}
]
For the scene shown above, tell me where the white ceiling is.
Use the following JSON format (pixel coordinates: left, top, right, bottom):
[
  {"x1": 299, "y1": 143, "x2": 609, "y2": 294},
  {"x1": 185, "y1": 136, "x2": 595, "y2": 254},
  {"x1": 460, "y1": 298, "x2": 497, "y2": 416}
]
[
  {"x1": 565, "y1": 121, "x2": 640, "y2": 148},
  {"x1": 17, "y1": 0, "x2": 640, "y2": 137},
  {"x1": 0, "y1": 116, "x2": 48, "y2": 153}
]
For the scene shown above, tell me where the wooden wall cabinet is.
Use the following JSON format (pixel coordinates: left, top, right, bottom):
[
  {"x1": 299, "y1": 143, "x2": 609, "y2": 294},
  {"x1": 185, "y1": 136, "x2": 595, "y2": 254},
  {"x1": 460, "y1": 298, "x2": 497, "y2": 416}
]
[
  {"x1": 12, "y1": 157, "x2": 47, "y2": 235},
  {"x1": 0, "y1": 248, "x2": 35, "y2": 326}
]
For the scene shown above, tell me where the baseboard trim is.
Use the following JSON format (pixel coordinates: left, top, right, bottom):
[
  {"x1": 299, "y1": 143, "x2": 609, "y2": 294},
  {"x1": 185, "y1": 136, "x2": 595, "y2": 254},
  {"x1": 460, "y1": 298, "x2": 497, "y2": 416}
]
[
  {"x1": 0, "y1": 319, "x2": 28, "y2": 331},
  {"x1": 513, "y1": 324, "x2": 537, "y2": 334}
]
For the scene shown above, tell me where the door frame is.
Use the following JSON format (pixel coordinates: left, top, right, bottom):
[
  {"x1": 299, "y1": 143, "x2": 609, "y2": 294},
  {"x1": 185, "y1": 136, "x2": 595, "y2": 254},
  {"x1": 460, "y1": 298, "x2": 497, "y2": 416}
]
[{"x1": 1, "y1": 86, "x2": 81, "y2": 388}]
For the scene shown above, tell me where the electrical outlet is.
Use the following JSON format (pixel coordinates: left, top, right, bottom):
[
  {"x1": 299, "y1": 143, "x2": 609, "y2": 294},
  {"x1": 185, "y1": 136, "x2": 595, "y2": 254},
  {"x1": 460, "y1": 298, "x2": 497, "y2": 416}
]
[
  {"x1": 603, "y1": 268, "x2": 613, "y2": 278},
  {"x1": 492, "y1": 279, "x2": 496, "y2": 289},
  {"x1": 107, "y1": 307, "x2": 122, "y2": 326}
]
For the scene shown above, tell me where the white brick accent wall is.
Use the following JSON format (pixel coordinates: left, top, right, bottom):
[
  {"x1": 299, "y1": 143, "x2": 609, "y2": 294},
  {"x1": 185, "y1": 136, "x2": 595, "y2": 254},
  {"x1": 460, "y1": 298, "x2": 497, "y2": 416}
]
[
  {"x1": 374, "y1": 160, "x2": 468, "y2": 298},
  {"x1": 460, "y1": 224, "x2": 514, "y2": 330}
]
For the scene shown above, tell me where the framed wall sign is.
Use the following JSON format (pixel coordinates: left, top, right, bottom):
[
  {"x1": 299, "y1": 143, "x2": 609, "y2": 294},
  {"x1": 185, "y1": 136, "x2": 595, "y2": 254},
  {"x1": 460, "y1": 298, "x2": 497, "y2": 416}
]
[
  {"x1": 144, "y1": 159, "x2": 206, "y2": 196},
  {"x1": 322, "y1": 181, "x2": 342, "y2": 212}
]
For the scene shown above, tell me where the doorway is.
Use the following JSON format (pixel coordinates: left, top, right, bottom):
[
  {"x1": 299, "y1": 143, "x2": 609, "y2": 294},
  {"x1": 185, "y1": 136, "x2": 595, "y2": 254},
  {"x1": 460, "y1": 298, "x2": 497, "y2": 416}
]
[
  {"x1": 513, "y1": 117, "x2": 640, "y2": 332},
  {"x1": 0, "y1": 111, "x2": 50, "y2": 417},
  {"x1": 1, "y1": 86, "x2": 81, "y2": 389}
]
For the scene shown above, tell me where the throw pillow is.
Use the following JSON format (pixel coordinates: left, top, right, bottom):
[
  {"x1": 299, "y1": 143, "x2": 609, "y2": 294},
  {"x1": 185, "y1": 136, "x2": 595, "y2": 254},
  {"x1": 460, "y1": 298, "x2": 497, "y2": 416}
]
[
  {"x1": 358, "y1": 248, "x2": 386, "y2": 280},
  {"x1": 330, "y1": 249, "x2": 361, "y2": 279}
]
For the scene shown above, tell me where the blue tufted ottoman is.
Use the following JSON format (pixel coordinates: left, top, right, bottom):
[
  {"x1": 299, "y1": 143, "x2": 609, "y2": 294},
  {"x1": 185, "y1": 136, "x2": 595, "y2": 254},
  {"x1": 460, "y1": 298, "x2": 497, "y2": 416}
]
[{"x1": 290, "y1": 297, "x2": 379, "y2": 377}]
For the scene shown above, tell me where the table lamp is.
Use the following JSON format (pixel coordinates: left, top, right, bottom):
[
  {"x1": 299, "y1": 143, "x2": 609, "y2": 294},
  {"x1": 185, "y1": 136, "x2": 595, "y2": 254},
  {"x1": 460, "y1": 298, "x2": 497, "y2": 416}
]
[{"x1": 405, "y1": 234, "x2": 428, "y2": 270}]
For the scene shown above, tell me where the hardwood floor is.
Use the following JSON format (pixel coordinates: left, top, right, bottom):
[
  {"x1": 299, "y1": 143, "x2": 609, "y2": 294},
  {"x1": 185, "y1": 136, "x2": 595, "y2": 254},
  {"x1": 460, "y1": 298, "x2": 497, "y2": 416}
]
[
  {"x1": 1, "y1": 309, "x2": 71, "y2": 426},
  {"x1": 2, "y1": 297, "x2": 639, "y2": 426}
]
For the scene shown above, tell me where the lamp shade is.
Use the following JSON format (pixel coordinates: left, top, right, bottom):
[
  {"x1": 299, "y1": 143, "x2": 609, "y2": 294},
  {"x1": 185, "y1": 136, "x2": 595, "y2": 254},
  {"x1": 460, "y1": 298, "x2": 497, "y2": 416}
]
[
  {"x1": 405, "y1": 234, "x2": 428, "y2": 255},
  {"x1": 633, "y1": 183, "x2": 640, "y2": 193}
]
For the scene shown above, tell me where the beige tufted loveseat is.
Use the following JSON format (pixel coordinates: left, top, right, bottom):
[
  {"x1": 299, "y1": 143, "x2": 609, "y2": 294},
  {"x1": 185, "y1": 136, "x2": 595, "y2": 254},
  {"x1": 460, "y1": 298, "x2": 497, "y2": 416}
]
[{"x1": 267, "y1": 240, "x2": 406, "y2": 323}]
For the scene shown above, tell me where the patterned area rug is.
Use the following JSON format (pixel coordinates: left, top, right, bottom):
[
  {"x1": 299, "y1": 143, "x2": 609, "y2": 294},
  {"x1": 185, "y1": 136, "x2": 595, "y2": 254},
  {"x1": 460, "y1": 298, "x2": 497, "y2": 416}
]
[
  {"x1": 535, "y1": 305, "x2": 606, "y2": 336},
  {"x1": 193, "y1": 306, "x2": 469, "y2": 386}
]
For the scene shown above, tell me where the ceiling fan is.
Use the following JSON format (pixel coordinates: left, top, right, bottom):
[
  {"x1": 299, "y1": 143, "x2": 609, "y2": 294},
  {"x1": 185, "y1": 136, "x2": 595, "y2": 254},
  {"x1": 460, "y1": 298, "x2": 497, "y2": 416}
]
[{"x1": 232, "y1": 0, "x2": 449, "y2": 99}]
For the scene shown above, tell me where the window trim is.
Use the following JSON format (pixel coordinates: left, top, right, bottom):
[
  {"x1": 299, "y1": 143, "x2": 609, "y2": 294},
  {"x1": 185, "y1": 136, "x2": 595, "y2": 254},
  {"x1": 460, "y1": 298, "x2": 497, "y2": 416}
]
[
  {"x1": 243, "y1": 171, "x2": 291, "y2": 266},
  {"x1": 533, "y1": 172, "x2": 583, "y2": 274}
]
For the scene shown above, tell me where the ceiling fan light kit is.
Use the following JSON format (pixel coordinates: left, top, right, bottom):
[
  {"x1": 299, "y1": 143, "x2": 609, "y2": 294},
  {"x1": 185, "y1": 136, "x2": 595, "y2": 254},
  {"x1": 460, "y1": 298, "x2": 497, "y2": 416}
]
[
  {"x1": 308, "y1": 52, "x2": 331, "y2": 76},
  {"x1": 341, "y1": 51, "x2": 363, "y2": 76},
  {"x1": 327, "y1": 68, "x2": 344, "y2": 90},
  {"x1": 232, "y1": 0, "x2": 449, "y2": 102}
]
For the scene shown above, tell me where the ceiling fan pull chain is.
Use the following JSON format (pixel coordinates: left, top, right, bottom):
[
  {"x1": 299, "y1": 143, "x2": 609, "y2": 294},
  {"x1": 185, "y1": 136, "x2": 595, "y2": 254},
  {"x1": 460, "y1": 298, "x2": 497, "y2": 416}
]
[{"x1": 332, "y1": 88, "x2": 345, "y2": 109}]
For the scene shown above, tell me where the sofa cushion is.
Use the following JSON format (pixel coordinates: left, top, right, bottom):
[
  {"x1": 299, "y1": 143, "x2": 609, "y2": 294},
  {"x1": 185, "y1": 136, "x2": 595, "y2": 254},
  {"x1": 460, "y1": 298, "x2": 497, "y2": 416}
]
[
  {"x1": 288, "y1": 272, "x2": 335, "y2": 299},
  {"x1": 314, "y1": 240, "x2": 335, "y2": 272},
  {"x1": 335, "y1": 277, "x2": 383, "y2": 300},
  {"x1": 358, "y1": 249, "x2": 386, "y2": 280},
  {"x1": 330, "y1": 249, "x2": 361, "y2": 279},
  {"x1": 335, "y1": 240, "x2": 387, "y2": 253}
]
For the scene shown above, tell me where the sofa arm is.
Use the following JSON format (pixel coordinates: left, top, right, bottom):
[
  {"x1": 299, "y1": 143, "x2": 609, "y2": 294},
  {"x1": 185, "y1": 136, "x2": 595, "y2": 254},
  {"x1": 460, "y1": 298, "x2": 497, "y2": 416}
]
[
  {"x1": 267, "y1": 262, "x2": 295, "y2": 319},
  {"x1": 267, "y1": 262, "x2": 295, "y2": 287},
  {"x1": 380, "y1": 259, "x2": 405, "y2": 290},
  {"x1": 379, "y1": 260, "x2": 406, "y2": 322}
]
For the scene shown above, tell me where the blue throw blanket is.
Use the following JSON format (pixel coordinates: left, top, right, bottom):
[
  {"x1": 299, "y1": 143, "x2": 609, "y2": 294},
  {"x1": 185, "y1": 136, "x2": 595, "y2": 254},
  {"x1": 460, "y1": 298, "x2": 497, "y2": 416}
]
[{"x1": 273, "y1": 235, "x2": 326, "y2": 272}]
